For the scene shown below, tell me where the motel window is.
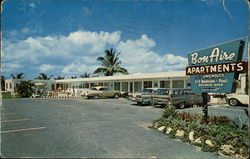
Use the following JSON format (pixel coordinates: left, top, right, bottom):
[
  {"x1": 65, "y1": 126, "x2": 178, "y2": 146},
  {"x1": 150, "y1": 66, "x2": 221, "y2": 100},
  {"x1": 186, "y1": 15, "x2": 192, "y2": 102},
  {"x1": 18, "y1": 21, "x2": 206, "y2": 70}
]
[
  {"x1": 143, "y1": 81, "x2": 152, "y2": 89},
  {"x1": 122, "y1": 82, "x2": 128, "y2": 92},
  {"x1": 114, "y1": 82, "x2": 120, "y2": 91},
  {"x1": 134, "y1": 81, "x2": 142, "y2": 92},
  {"x1": 10, "y1": 83, "x2": 12, "y2": 89},
  {"x1": 98, "y1": 83, "x2": 103, "y2": 86},
  {"x1": 82, "y1": 83, "x2": 89, "y2": 88},
  {"x1": 6, "y1": 83, "x2": 8, "y2": 89},
  {"x1": 103, "y1": 83, "x2": 108, "y2": 86},
  {"x1": 65, "y1": 84, "x2": 68, "y2": 90},
  {"x1": 160, "y1": 81, "x2": 170, "y2": 88},
  {"x1": 153, "y1": 81, "x2": 158, "y2": 88},
  {"x1": 172, "y1": 80, "x2": 184, "y2": 88},
  {"x1": 90, "y1": 83, "x2": 95, "y2": 87}
]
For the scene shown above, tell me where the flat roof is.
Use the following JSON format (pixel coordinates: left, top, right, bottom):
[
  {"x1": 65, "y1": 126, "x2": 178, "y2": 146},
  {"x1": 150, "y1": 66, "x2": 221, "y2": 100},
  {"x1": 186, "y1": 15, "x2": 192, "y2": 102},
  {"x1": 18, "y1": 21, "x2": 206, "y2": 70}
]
[{"x1": 55, "y1": 71, "x2": 187, "y2": 83}]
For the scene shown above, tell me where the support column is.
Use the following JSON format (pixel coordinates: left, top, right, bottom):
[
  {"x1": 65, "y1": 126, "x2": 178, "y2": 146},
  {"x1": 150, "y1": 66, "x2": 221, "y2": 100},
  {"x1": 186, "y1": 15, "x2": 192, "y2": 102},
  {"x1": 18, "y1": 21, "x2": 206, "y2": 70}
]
[
  {"x1": 170, "y1": 80, "x2": 173, "y2": 89},
  {"x1": 128, "y1": 82, "x2": 131, "y2": 93},
  {"x1": 141, "y1": 80, "x2": 144, "y2": 91},
  {"x1": 120, "y1": 82, "x2": 122, "y2": 91},
  {"x1": 184, "y1": 80, "x2": 187, "y2": 89},
  {"x1": 132, "y1": 81, "x2": 134, "y2": 93}
]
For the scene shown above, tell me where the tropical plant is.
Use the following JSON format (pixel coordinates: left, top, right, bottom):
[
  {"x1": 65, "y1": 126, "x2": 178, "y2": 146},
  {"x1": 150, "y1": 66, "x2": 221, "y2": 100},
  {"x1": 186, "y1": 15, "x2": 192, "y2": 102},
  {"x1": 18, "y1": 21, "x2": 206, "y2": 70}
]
[
  {"x1": 1, "y1": 75, "x2": 5, "y2": 91},
  {"x1": 162, "y1": 105, "x2": 177, "y2": 118},
  {"x1": 80, "y1": 72, "x2": 91, "y2": 78},
  {"x1": 16, "y1": 80, "x2": 34, "y2": 97},
  {"x1": 93, "y1": 48, "x2": 128, "y2": 76},
  {"x1": 71, "y1": 76, "x2": 77, "y2": 79},
  {"x1": 11, "y1": 73, "x2": 25, "y2": 79},
  {"x1": 54, "y1": 75, "x2": 65, "y2": 80},
  {"x1": 36, "y1": 73, "x2": 53, "y2": 80}
]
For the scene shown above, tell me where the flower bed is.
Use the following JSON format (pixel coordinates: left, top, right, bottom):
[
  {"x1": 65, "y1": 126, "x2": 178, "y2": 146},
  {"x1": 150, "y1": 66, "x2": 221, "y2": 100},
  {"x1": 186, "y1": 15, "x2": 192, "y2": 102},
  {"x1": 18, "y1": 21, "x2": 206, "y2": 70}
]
[{"x1": 150, "y1": 105, "x2": 249, "y2": 159}]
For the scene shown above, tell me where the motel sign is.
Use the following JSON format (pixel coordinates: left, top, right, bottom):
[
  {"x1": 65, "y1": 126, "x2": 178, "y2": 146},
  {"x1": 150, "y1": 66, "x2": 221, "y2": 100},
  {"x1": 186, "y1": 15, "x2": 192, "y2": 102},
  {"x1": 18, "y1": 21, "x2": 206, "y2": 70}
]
[{"x1": 186, "y1": 39, "x2": 248, "y2": 93}]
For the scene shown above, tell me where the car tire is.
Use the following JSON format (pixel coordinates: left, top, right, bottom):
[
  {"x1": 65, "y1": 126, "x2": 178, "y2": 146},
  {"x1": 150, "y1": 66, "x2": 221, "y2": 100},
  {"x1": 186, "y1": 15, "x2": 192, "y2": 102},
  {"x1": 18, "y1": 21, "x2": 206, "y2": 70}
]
[
  {"x1": 192, "y1": 104, "x2": 198, "y2": 108},
  {"x1": 113, "y1": 93, "x2": 119, "y2": 99},
  {"x1": 229, "y1": 98, "x2": 239, "y2": 106},
  {"x1": 150, "y1": 101, "x2": 155, "y2": 106},
  {"x1": 137, "y1": 102, "x2": 142, "y2": 106},
  {"x1": 94, "y1": 95, "x2": 99, "y2": 99},
  {"x1": 160, "y1": 104, "x2": 166, "y2": 108},
  {"x1": 178, "y1": 102, "x2": 185, "y2": 109}
]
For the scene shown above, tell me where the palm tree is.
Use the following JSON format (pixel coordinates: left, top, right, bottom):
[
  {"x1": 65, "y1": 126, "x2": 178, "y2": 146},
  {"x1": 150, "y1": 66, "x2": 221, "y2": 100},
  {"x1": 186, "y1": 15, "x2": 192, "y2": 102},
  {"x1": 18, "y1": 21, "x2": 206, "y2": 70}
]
[
  {"x1": 36, "y1": 73, "x2": 53, "y2": 80},
  {"x1": 11, "y1": 73, "x2": 25, "y2": 79},
  {"x1": 16, "y1": 80, "x2": 34, "y2": 97},
  {"x1": 80, "y1": 72, "x2": 91, "y2": 78},
  {"x1": 1, "y1": 75, "x2": 5, "y2": 91},
  {"x1": 93, "y1": 48, "x2": 128, "y2": 76},
  {"x1": 54, "y1": 75, "x2": 65, "y2": 80}
]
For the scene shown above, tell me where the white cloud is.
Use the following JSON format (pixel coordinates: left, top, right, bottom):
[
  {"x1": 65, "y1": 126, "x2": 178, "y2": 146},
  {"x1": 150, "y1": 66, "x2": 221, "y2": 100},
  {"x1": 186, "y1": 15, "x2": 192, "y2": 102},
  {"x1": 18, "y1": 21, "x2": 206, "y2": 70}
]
[
  {"x1": 21, "y1": 28, "x2": 31, "y2": 34},
  {"x1": 2, "y1": 30, "x2": 188, "y2": 78},
  {"x1": 39, "y1": 64, "x2": 57, "y2": 72},
  {"x1": 2, "y1": 30, "x2": 121, "y2": 77},
  {"x1": 29, "y1": 2, "x2": 36, "y2": 8},
  {"x1": 117, "y1": 35, "x2": 188, "y2": 73}
]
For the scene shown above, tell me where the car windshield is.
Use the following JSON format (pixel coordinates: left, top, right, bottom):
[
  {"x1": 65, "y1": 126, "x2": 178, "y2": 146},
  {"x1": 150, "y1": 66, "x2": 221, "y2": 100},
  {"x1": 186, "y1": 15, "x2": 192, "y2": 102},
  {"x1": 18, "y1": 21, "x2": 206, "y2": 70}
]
[
  {"x1": 141, "y1": 89, "x2": 155, "y2": 94},
  {"x1": 90, "y1": 88, "x2": 97, "y2": 91},
  {"x1": 156, "y1": 89, "x2": 169, "y2": 95}
]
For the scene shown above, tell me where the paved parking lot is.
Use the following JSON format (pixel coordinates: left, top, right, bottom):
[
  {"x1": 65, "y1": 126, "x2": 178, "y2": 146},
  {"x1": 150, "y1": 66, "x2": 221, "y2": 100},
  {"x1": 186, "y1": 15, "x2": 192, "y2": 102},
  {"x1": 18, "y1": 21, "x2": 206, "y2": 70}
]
[{"x1": 1, "y1": 98, "x2": 239, "y2": 158}]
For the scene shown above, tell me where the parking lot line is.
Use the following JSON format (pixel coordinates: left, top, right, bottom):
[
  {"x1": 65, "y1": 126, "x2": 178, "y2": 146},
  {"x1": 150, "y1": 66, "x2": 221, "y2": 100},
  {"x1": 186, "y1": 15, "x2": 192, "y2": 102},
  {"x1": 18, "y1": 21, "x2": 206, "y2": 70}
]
[
  {"x1": 1, "y1": 119, "x2": 30, "y2": 123},
  {"x1": 1, "y1": 112, "x2": 17, "y2": 115},
  {"x1": 1, "y1": 127, "x2": 46, "y2": 134}
]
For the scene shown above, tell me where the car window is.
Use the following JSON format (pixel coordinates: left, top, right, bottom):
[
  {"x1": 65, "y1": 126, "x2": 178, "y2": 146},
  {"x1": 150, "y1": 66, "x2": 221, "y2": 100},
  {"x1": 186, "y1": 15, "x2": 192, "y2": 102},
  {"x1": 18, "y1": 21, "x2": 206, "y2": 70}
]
[
  {"x1": 157, "y1": 89, "x2": 169, "y2": 95},
  {"x1": 103, "y1": 88, "x2": 109, "y2": 91},
  {"x1": 99, "y1": 88, "x2": 105, "y2": 91},
  {"x1": 90, "y1": 88, "x2": 97, "y2": 91},
  {"x1": 142, "y1": 89, "x2": 152, "y2": 94},
  {"x1": 184, "y1": 90, "x2": 191, "y2": 95}
]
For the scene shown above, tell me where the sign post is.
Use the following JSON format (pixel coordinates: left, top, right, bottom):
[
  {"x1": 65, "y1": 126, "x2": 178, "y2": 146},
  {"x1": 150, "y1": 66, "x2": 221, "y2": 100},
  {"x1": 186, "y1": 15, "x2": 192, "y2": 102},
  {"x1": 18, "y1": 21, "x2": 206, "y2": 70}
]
[{"x1": 186, "y1": 38, "x2": 248, "y2": 122}]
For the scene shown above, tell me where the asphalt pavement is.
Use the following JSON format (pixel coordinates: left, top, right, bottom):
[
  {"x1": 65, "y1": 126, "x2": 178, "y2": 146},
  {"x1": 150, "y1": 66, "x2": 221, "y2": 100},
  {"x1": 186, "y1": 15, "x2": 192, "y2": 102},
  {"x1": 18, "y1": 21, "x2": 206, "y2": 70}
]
[{"x1": 1, "y1": 98, "x2": 238, "y2": 158}]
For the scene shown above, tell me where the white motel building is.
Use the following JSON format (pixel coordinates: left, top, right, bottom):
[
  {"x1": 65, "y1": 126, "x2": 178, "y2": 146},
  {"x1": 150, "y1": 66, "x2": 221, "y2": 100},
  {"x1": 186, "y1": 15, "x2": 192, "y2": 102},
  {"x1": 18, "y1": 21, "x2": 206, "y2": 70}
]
[{"x1": 4, "y1": 71, "x2": 247, "y2": 97}]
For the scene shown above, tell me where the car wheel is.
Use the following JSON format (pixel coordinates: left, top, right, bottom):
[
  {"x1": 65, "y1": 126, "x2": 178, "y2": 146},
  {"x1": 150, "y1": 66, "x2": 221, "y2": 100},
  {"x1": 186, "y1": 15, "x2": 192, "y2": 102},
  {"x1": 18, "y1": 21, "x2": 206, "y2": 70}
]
[
  {"x1": 113, "y1": 93, "x2": 119, "y2": 99},
  {"x1": 150, "y1": 101, "x2": 155, "y2": 106},
  {"x1": 137, "y1": 102, "x2": 142, "y2": 106},
  {"x1": 229, "y1": 98, "x2": 239, "y2": 106},
  {"x1": 160, "y1": 104, "x2": 166, "y2": 108},
  {"x1": 192, "y1": 104, "x2": 198, "y2": 108},
  {"x1": 94, "y1": 95, "x2": 99, "y2": 99},
  {"x1": 178, "y1": 102, "x2": 185, "y2": 109}
]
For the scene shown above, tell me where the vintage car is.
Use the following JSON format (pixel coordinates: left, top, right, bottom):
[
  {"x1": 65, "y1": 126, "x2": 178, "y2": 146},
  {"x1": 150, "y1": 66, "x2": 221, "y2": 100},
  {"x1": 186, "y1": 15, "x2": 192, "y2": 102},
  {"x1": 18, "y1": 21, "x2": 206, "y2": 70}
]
[
  {"x1": 86, "y1": 86, "x2": 121, "y2": 99},
  {"x1": 128, "y1": 88, "x2": 168, "y2": 106},
  {"x1": 151, "y1": 89, "x2": 203, "y2": 108},
  {"x1": 226, "y1": 93, "x2": 249, "y2": 106}
]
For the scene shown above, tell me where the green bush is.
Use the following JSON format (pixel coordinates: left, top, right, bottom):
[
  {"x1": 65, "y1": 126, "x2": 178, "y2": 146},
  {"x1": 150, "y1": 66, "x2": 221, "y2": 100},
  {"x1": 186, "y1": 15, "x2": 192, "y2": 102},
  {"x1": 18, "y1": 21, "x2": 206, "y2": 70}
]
[
  {"x1": 151, "y1": 111, "x2": 249, "y2": 158},
  {"x1": 1, "y1": 92, "x2": 13, "y2": 99}
]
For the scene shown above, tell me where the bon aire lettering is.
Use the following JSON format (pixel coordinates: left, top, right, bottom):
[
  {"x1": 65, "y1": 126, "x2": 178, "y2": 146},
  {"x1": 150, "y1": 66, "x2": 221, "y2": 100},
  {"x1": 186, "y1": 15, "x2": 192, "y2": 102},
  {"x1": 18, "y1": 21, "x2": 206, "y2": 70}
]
[{"x1": 191, "y1": 47, "x2": 235, "y2": 65}]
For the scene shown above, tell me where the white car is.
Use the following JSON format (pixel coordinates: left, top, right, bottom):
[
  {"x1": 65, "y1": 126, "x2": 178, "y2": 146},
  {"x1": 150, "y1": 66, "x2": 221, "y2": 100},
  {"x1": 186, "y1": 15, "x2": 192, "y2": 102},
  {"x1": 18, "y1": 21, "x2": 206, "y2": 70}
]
[{"x1": 226, "y1": 93, "x2": 249, "y2": 106}]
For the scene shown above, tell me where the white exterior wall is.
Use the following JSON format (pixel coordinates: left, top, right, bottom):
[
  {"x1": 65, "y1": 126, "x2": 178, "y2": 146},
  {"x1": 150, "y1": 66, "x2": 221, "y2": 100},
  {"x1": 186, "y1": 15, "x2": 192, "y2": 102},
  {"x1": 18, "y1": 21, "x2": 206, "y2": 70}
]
[{"x1": 5, "y1": 79, "x2": 15, "y2": 95}]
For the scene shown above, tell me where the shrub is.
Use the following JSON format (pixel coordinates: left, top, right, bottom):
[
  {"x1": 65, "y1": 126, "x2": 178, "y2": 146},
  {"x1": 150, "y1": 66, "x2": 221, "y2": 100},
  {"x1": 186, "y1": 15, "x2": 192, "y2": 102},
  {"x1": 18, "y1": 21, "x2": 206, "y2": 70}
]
[
  {"x1": 162, "y1": 104, "x2": 177, "y2": 118},
  {"x1": 16, "y1": 80, "x2": 34, "y2": 98},
  {"x1": 151, "y1": 110, "x2": 249, "y2": 158},
  {"x1": 1, "y1": 92, "x2": 13, "y2": 99}
]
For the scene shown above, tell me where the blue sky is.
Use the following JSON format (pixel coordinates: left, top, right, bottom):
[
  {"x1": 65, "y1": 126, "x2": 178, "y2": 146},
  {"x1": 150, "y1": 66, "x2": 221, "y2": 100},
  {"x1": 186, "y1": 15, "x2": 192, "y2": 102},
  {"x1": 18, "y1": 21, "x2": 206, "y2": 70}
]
[{"x1": 2, "y1": 0, "x2": 248, "y2": 79}]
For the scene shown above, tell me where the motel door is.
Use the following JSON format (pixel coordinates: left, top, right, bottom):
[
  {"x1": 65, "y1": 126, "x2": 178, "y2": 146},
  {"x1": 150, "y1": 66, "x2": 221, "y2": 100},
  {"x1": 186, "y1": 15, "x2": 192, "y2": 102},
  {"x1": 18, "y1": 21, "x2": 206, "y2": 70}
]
[{"x1": 129, "y1": 82, "x2": 133, "y2": 93}]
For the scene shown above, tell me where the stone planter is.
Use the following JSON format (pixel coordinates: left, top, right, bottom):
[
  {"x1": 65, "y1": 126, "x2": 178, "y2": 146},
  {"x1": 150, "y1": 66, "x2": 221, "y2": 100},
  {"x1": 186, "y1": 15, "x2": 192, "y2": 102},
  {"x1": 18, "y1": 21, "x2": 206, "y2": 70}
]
[
  {"x1": 157, "y1": 126, "x2": 165, "y2": 132},
  {"x1": 166, "y1": 127, "x2": 172, "y2": 134},
  {"x1": 175, "y1": 130, "x2": 184, "y2": 137},
  {"x1": 189, "y1": 131, "x2": 194, "y2": 141}
]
